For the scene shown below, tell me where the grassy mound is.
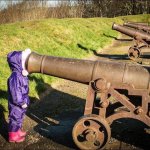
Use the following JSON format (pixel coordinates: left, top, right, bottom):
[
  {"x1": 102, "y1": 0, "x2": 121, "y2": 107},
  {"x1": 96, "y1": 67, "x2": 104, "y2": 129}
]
[{"x1": 0, "y1": 14, "x2": 149, "y2": 112}]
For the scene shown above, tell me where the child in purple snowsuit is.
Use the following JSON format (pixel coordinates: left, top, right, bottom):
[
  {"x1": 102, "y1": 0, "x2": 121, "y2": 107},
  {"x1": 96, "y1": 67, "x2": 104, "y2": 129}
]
[{"x1": 7, "y1": 49, "x2": 31, "y2": 142}]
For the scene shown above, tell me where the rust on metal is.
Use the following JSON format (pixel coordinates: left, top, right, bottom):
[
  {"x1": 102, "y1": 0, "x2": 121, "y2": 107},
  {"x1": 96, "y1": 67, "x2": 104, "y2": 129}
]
[
  {"x1": 128, "y1": 46, "x2": 140, "y2": 59},
  {"x1": 112, "y1": 23, "x2": 150, "y2": 60},
  {"x1": 72, "y1": 114, "x2": 111, "y2": 150},
  {"x1": 26, "y1": 52, "x2": 150, "y2": 149},
  {"x1": 125, "y1": 21, "x2": 149, "y2": 26},
  {"x1": 124, "y1": 22, "x2": 150, "y2": 33}
]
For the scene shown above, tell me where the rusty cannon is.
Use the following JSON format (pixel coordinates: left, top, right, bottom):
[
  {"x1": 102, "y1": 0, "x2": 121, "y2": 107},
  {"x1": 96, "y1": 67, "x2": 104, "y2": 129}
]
[
  {"x1": 26, "y1": 52, "x2": 150, "y2": 149},
  {"x1": 112, "y1": 23, "x2": 150, "y2": 60},
  {"x1": 124, "y1": 22, "x2": 150, "y2": 33},
  {"x1": 125, "y1": 21, "x2": 149, "y2": 26}
]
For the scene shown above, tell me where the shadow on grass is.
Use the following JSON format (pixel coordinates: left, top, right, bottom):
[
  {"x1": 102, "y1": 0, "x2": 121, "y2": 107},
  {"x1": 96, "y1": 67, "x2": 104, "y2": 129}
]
[
  {"x1": 77, "y1": 43, "x2": 129, "y2": 60},
  {"x1": 77, "y1": 43, "x2": 150, "y2": 60},
  {"x1": 26, "y1": 76, "x2": 150, "y2": 150},
  {"x1": 91, "y1": 49, "x2": 130, "y2": 60},
  {"x1": 77, "y1": 43, "x2": 89, "y2": 51},
  {"x1": 94, "y1": 49, "x2": 150, "y2": 61},
  {"x1": 103, "y1": 33, "x2": 133, "y2": 41},
  {"x1": 28, "y1": 76, "x2": 50, "y2": 102},
  {"x1": 0, "y1": 90, "x2": 8, "y2": 141}
]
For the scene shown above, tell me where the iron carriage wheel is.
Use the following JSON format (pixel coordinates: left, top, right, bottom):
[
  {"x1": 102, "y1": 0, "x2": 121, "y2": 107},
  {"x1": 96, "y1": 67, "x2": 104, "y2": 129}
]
[
  {"x1": 72, "y1": 114, "x2": 111, "y2": 150},
  {"x1": 128, "y1": 46, "x2": 141, "y2": 59}
]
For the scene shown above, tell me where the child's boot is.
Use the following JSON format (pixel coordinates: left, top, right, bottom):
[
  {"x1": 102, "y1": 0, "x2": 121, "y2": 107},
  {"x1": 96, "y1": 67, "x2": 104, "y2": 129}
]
[
  {"x1": 17, "y1": 129, "x2": 27, "y2": 137},
  {"x1": 9, "y1": 132, "x2": 25, "y2": 143}
]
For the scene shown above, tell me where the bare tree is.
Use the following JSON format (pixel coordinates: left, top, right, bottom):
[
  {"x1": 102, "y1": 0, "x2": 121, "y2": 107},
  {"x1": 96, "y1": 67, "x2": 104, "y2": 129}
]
[{"x1": 0, "y1": 0, "x2": 149, "y2": 24}]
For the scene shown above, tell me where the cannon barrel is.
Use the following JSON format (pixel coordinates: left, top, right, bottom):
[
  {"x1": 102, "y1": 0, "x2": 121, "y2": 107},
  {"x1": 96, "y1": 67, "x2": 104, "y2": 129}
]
[
  {"x1": 124, "y1": 22, "x2": 150, "y2": 31},
  {"x1": 126, "y1": 21, "x2": 149, "y2": 26},
  {"x1": 26, "y1": 52, "x2": 150, "y2": 90},
  {"x1": 112, "y1": 23, "x2": 150, "y2": 41}
]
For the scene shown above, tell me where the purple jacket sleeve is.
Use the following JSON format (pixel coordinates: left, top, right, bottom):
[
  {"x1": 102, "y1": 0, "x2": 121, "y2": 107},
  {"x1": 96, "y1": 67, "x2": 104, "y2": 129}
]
[{"x1": 9, "y1": 75, "x2": 25, "y2": 107}]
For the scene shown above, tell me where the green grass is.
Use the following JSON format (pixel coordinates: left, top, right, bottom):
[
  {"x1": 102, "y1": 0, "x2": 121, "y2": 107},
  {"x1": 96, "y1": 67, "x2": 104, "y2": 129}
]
[{"x1": 0, "y1": 14, "x2": 149, "y2": 113}]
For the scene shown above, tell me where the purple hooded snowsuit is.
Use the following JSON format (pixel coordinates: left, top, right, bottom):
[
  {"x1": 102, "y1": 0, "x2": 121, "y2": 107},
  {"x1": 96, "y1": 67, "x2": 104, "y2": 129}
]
[{"x1": 7, "y1": 51, "x2": 30, "y2": 132}]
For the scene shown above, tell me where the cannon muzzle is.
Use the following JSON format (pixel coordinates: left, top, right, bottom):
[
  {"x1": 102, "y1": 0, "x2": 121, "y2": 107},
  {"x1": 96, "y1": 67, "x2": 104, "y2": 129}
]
[
  {"x1": 123, "y1": 22, "x2": 150, "y2": 32},
  {"x1": 26, "y1": 52, "x2": 150, "y2": 90},
  {"x1": 112, "y1": 23, "x2": 150, "y2": 41}
]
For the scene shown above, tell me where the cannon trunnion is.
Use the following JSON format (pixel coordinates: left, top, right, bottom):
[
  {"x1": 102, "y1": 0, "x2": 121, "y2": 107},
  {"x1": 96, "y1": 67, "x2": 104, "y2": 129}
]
[{"x1": 26, "y1": 52, "x2": 150, "y2": 149}]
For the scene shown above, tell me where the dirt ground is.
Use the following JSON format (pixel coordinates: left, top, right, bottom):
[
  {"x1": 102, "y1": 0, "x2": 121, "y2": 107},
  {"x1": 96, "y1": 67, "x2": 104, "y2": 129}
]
[{"x1": 0, "y1": 35, "x2": 150, "y2": 150}]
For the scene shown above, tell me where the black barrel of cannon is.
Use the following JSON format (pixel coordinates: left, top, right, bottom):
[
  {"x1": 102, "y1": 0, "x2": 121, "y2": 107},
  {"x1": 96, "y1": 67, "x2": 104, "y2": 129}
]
[
  {"x1": 112, "y1": 23, "x2": 150, "y2": 41},
  {"x1": 123, "y1": 22, "x2": 150, "y2": 31},
  {"x1": 26, "y1": 52, "x2": 150, "y2": 90}
]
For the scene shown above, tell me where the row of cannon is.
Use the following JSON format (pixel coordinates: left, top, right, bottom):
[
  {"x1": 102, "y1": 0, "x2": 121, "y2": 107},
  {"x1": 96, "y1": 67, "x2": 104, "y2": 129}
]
[
  {"x1": 112, "y1": 21, "x2": 150, "y2": 60},
  {"x1": 26, "y1": 21, "x2": 150, "y2": 149}
]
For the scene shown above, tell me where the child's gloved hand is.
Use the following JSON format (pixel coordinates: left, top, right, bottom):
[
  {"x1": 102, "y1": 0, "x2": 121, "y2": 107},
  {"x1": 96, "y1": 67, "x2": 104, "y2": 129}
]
[{"x1": 22, "y1": 103, "x2": 28, "y2": 109}]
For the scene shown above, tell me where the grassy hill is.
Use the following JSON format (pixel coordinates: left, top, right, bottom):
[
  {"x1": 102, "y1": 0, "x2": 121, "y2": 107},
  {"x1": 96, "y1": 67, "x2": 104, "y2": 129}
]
[{"x1": 0, "y1": 14, "x2": 149, "y2": 112}]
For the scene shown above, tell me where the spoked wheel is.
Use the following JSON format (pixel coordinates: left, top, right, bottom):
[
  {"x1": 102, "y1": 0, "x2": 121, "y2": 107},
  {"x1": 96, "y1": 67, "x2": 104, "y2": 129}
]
[
  {"x1": 72, "y1": 115, "x2": 111, "y2": 150},
  {"x1": 128, "y1": 46, "x2": 141, "y2": 60}
]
